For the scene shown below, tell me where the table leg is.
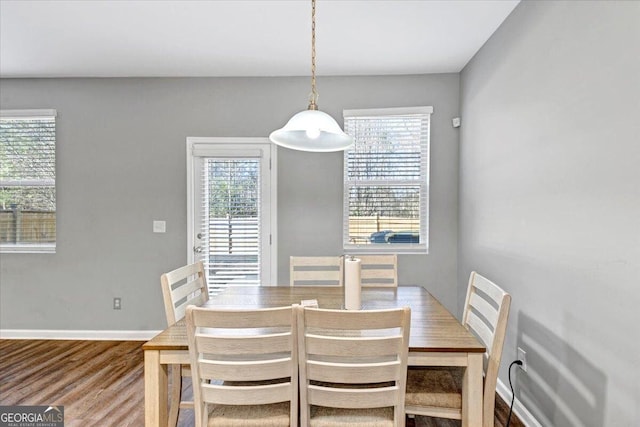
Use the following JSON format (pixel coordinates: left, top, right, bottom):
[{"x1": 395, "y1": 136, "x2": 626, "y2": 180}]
[
  {"x1": 145, "y1": 349, "x2": 168, "y2": 427},
  {"x1": 462, "y1": 352, "x2": 483, "y2": 427}
]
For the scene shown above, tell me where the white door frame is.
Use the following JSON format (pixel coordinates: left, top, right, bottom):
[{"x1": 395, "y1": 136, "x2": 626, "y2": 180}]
[{"x1": 186, "y1": 137, "x2": 278, "y2": 286}]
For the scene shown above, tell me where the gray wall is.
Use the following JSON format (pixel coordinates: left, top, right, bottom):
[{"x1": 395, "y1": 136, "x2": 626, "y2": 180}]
[
  {"x1": 0, "y1": 74, "x2": 461, "y2": 330},
  {"x1": 459, "y1": 1, "x2": 640, "y2": 426}
]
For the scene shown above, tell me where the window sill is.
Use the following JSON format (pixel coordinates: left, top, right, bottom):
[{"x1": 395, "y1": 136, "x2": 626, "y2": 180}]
[
  {"x1": 343, "y1": 244, "x2": 428, "y2": 255},
  {"x1": 0, "y1": 244, "x2": 56, "y2": 254}
]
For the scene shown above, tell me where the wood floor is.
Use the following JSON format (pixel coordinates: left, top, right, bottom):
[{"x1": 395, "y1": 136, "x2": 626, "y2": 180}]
[{"x1": 0, "y1": 340, "x2": 524, "y2": 427}]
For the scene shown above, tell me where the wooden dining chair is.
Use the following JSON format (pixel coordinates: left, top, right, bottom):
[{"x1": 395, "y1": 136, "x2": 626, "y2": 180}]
[
  {"x1": 185, "y1": 305, "x2": 298, "y2": 427},
  {"x1": 160, "y1": 261, "x2": 209, "y2": 427},
  {"x1": 290, "y1": 256, "x2": 344, "y2": 286},
  {"x1": 405, "y1": 271, "x2": 511, "y2": 427},
  {"x1": 297, "y1": 306, "x2": 411, "y2": 427},
  {"x1": 355, "y1": 254, "x2": 398, "y2": 287}
]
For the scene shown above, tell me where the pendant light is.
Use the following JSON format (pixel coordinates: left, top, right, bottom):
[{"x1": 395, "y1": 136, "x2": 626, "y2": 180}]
[{"x1": 269, "y1": 0, "x2": 354, "y2": 152}]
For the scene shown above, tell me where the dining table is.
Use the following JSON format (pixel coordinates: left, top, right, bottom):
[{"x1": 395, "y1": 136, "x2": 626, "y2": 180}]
[{"x1": 143, "y1": 285, "x2": 485, "y2": 427}]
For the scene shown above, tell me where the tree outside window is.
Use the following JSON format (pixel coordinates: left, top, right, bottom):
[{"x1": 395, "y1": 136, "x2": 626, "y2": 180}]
[{"x1": 0, "y1": 110, "x2": 56, "y2": 252}]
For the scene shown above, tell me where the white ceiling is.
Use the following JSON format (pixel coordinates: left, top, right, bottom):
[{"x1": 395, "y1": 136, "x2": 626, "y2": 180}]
[{"x1": 0, "y1": 0, "x2": 519, "y2": 78}]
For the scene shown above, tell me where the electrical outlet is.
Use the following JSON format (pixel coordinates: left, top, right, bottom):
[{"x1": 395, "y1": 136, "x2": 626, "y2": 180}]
[
  {"x1": 517, "y1": 347, "x2": 527, "y2": 372},
  {"x1": 113, "y1": 297, "x2": 122, "y2": 310}
]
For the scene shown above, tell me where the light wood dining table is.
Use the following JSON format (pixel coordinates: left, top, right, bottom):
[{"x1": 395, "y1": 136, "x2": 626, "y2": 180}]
[{"x1": 143, "y1": 285, "x2": 485, "y2": 427}]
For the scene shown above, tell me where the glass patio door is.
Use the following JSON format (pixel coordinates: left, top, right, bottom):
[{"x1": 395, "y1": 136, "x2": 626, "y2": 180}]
[{"x1": 187, "y1": 138, "x2": 276, "y2": 293}]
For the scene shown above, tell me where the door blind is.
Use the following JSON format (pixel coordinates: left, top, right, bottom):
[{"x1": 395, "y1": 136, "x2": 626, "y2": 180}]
[{"x1": 198, "y1": 158, "x2": 261, "y2": 291}]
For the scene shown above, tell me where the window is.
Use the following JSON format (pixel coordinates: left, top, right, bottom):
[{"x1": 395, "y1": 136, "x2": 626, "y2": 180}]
[
  {"x1": 0, "y1": 110, "x2": 56, "y2": 253},
  {"x1": 343, "y1": 106, "x2": 431, "y2": 253}
]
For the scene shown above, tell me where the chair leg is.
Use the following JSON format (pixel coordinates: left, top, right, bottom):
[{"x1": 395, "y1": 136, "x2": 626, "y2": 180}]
[
  {"x1": 484, "y1": 391, "x2": 496, "y2": 427},
  {"x1": 405, "y1": 415, "x2": 416, "y2": 427},
  {"x1": 168, "y1": 365, "x2": 182, "y2": 427}
]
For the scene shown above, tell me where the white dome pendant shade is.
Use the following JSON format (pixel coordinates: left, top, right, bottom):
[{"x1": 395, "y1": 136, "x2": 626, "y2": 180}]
[
  {"x1": 269, "y1": 0, "x2": 354, "y2": 153},
  {"x1": 269, "y1": 109, "x2": 353, "y2": 152}
]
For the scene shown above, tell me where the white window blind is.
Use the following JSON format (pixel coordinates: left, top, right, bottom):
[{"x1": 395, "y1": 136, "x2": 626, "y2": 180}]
[
  {"x1": 199, "y1": 158, "x2": 261, "y2": 290},
  {"x1": 0, "y1": 110, "x2": 56, "y2": 253},
  {"x1": 343, "y1": 107, "x2": 431, "y2": 253}
]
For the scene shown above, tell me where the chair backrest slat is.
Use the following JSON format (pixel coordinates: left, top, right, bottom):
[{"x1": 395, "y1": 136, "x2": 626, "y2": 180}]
[
  {"x1": 468, "y1": 292, "x2": 499, "y2": 326},
  {"x1": 466, "y1": 310, "x2": 494, "y2": 351},
  {"x1": 356, "y1": 254, "x2": 398, "y2": 287},
  {"x1": 290, "y1": 256, "x2": 344, "y2": 286},
  {"x1": 305, "y1": 335, "x2": 404, "y2": 357},
  {"x1": 199, "y1": 358, "x2": 292, "y2": 382},
  {"x1": 195, "y1": 332, "x2": 292, "y2": 355},
  {"x1": 172, "y1": 277, "x2": 206, "y2": 305},
  {"x1": 201, "y1": 382, "x2": 292, "y2": 406},
  {"x1": 470, "y1": 272, "x2": 507, "y2": 304},
  {"x1": 307, "y1": 360, "x2": 401, "y2": 384},
  {"x1": 303, "y1": 306, "x2": 404, "y2": 329},
  {"x1": 191, "y1": 305, "x2": 293, "y2": 328},
  {"x1": 308, "y1": 385, "x2": 400, "y2": 409}
]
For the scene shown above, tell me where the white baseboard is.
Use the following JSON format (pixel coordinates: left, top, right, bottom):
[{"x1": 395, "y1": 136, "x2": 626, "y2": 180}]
[
  {"x1": 497, "y1": 377, "x2": 542, "y2": 427},
  {"x1": 0, "y1": 329, "x2": 161, "y2": 341}
]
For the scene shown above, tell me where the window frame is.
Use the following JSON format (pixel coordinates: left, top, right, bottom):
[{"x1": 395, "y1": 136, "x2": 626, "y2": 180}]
[
  {"x1": 342, "y1": 106, "x2": 432, "y2": 254},
  {"x1": 0, "y1": 109, "x2": 57, "y2": 254}
]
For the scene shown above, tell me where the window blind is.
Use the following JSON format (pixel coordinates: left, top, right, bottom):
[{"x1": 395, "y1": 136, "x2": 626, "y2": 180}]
[
  {"x1": 343, "y1": 107, "x2": 430, "y2": 253},
  {"x1": 0, "y1": 110, "x2": 56, "y2": 251},
  {"x1": 199, "y1": 158, "x2": 261, "y2": 291}
]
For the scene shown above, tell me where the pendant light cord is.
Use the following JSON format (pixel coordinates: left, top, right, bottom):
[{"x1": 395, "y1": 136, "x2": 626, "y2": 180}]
[{"x1": 308, "y1": 0, "x2": 319, "y2": 110}]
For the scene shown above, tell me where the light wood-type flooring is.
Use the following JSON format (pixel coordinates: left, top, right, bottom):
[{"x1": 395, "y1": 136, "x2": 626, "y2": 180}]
[{"x1": 0, "y1": 340, "x2": 524, "y2": 427}]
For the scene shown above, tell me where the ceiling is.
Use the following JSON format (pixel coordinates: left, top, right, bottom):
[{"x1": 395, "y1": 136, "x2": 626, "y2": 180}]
[{"x1": 0, "y1": 0, "x2": 519, "y2": 78}]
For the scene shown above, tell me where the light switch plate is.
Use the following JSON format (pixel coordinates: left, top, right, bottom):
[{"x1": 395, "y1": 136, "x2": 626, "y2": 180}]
[{"x1": 153, "y1": 220, "x2": 166, "y2": 233}]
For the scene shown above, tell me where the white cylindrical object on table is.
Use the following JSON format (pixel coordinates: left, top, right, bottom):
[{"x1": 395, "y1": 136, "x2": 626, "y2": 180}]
[{"x1": 344, "y1": 257, "x2": 361, "y2": 310}]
